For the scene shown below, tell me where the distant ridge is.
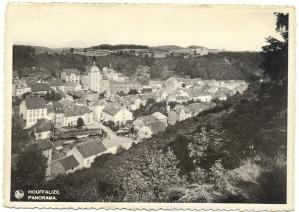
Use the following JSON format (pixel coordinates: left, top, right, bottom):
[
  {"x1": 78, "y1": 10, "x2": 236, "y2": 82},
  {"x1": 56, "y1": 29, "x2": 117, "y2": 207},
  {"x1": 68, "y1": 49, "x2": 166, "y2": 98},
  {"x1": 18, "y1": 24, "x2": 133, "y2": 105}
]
[{"x1": 150, "y1": 45, "x2": 184, "y2": 51}]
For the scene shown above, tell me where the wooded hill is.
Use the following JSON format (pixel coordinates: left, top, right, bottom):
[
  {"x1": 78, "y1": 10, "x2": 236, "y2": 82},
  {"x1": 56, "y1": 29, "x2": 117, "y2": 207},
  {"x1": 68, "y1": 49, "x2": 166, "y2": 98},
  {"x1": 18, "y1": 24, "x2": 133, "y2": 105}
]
[{"x1": 13, "y1": 45, "x2": 263, "y2": 81}]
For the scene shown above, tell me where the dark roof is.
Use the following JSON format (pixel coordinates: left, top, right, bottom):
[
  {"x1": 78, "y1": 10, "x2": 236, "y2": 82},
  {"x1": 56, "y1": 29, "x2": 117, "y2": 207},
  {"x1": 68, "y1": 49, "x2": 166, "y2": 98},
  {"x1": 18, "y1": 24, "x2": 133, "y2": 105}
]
[
  {"x1": 58, "y1": 155, "x2": 79, "y2": 171},
  {"x1": 138, "y1": 115, "x2": 158, "y2": 124},
  {"x1": 47, "y1": 79, "x2": 63, "y2": 87},
  {"x1": 63, "y1": 106, "x2": 84, "y2": 117},
  {"x1": 29, "y1": 118, "x2": 52, "y2": 133},
  {"x1": 102, "y1": 105, "x2": 120, "y2": 116},
  {"x1": 76, "y1": 139, "x2": 107, "y2": 158},
  {"x1": 147, "y1": 121, "x2": 167, "y2": 134},
  {"x1": 82, "y1": 105, "x2": 93, "y2": 113},
  {"x1": 46, "y1": 101, "x2": 64, "y2": 114},
  {"x1": 24, "y1": 97, "x2": 47, "y2": 110},
  {"x1": 31, "y1": 83, "x2": 51, "y2": 92},
  {"x1": 31, "y1": 139, "x2": 53, "y2": 151},
  {"x1": 62, "y1": 68, "x2": 80, "y2": 75}
]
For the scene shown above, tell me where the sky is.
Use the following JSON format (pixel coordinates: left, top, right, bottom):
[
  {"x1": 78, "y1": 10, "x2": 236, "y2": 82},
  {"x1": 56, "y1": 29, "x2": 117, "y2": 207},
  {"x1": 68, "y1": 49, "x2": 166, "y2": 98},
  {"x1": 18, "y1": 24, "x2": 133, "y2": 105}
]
[{"x1": 10, "y1": 4, "x2": 285, "y2": 51}]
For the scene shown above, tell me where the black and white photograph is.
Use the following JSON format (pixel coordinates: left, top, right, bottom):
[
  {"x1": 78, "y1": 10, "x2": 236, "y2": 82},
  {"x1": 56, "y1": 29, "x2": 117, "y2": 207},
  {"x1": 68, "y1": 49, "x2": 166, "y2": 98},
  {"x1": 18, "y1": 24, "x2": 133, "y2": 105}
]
[{"x1": 3, "y1": 3, "x2": 295, "y2": 210}]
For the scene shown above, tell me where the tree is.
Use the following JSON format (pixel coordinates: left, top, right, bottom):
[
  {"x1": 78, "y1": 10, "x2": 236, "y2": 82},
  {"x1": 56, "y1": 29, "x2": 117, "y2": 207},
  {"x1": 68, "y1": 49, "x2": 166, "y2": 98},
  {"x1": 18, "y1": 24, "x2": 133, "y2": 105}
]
[
  {"x1": 11, "y1": 144, "x2": 48, "y2": 191},
  {"x1": 103, "y1": 145, "x2": 186, "y2": 202},
  {"x1": 82, "y1": 55, "x2": 88, "y2": 65},
  {"x1": 128, "y1": 89, "x2": 139, "y2": 95},
  {"x1": 93, "y1": 55, "x2": 97, "y2": 62},
  {"x1": 260, "y1": 13, "x2": 288, "y2": 82},
  {"x1": 77, "y1": 117, "x2": 85, "y2": 128},
  {"x1": 70, "y1": 48, "x2": 74, "y2": 54}
]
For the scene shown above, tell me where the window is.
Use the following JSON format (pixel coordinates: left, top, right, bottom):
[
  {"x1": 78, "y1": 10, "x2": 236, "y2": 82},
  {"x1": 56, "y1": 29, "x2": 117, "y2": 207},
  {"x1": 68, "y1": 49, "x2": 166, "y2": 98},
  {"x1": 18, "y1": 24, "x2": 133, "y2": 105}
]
[
  {"x1": 87, "y1": 159, "x2": 90, "y2": 165},
  {"x1": 29, "y1": 119, "x2": 32, "y2": 122}
]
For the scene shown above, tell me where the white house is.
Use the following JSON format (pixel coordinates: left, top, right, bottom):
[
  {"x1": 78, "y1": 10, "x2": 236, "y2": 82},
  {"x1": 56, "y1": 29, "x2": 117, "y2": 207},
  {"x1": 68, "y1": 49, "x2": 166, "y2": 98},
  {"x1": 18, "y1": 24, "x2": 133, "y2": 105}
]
[
  {"x1": 66, "y1": 139, "x2": 107, "y2": 168},
  {"x1": 20, "y1": 97, "x2": 49, "y2": 128},
  {"x1": 61, "y1": 68, "x2": 80, "y2": 83},
  {"x1": 89, "y1": 99, "x2": 109, "y2": 121},
  {"x1": 28, "y1": 118, "x2": 52, "y2": 140},
  {"x1": 102, "y1": 105, "x2": 133, "y2": 123}
]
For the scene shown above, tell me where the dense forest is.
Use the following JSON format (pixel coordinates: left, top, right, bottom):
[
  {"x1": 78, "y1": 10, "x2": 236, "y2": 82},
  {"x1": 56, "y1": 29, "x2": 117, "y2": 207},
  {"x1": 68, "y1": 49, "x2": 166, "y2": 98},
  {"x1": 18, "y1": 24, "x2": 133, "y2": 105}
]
[{"x1": 12, "y1": 13, "x2": 288, "y2": 203}]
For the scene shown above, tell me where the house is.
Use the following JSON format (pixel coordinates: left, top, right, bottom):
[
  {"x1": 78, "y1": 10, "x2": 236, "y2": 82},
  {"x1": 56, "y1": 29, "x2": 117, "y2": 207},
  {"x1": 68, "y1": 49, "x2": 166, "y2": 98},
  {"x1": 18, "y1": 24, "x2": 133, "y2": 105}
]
[
  {"x1": 193, "y1": 92, "x2": 213, "y2": 102},
  {"x1": 82, "y1": 106, "x2": 93, "y2": 125},
  {"x1": 61, "y1": 68, "x2": 80, "y2": 83},
  {"x1": 63, "y1": 81, "x2": 82, "y2": 93},
  {"x1": 175, "y1": 95, "x2": 190, "y2": 103},
  {"x1": 102, "y1": 104, "x2": 133, "y2": 123},
  {"x1": 47, "y1": 79, "x2": 64, "y2": 91},
  {"x1": 151, "y1": 112, "x2": 168, "y2": 125},
  {"x1": 109, "y1": 80, "x2": 143, "y2": 94},
  {"x1": 50, "y1": 155, "x2": 80, "y2": 180},
  {"x1": 57, "y1": 90, "x2": 73, "y2": 101},
  {"x1": 20, "y1": 97, "x2": 49, "y2": 128},
  {"x1": 63, "y1": 106, "x2": 85, "y2": 127},
  {"x1": 154, "y1": 89, "x2": 168, "y2": 102},
  {"x1": 138, "y1": 93, "x2": 154, "y2": 105},
  {"x1": 28, "y1": 118, "x2": 52, "y2": 140},
  {"x1": 133, "y1": 115, "x2": 159, "y2": 131},
  {"x1": 138, "y1": 121, "x2": 167, "y2": 138},
  {"x1": 46, "y1": 101, "x2": 64, "y2": 128},
  {"x1": 168, "y1": 111, "x2": 178, "y2": 125},
  {"x1": 31, "y1": 83, "x2": 52, "y2": 96},
  {"x1": 123, "y1": 94, "x2": 142, "y2": 110},
  {"x1": 215, "y1": 92, "x2": 227, "y2": 101},
  {"x1": 174, "y1": 105, "x2": 192, "y2": 121},
  {"x1": 89, "y1": 99, "x2": 108, "y2": 121},
  {"x1": 66, "y1": 139, "x2": 107, "y2": 168},
  {"x1": 13, "y1": 79, "x2": 31, "y2": 97}
]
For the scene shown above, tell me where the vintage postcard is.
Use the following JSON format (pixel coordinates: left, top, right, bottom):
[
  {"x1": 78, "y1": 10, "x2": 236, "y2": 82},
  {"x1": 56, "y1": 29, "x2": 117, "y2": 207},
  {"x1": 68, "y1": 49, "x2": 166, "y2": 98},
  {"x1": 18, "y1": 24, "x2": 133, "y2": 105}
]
[{"x1": 3, "y1": 3, "x2": 295, "y2": 210}]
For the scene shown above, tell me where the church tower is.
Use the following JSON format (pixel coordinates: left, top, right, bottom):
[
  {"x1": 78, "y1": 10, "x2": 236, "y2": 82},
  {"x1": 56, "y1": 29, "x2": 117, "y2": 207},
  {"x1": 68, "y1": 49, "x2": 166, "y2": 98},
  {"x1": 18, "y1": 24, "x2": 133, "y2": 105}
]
[{"x1": 89, "y1": 61, "x2": 102, "y2": 93}]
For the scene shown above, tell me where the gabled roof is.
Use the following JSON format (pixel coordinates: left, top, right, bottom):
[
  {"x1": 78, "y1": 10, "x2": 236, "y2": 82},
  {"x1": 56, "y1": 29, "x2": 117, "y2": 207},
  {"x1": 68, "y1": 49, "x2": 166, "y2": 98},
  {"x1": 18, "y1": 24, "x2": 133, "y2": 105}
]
[
  {"x1": 29, "y1": 118, "x2": 52, "y2": 133},
  {"x1": 138, "y1": 115, "x2": 158, "y2": 125},
  {"x1": 59, "y1": 100, "x2": 75, "y2": 107},
  {"x1": 102, "y1": 105, "x2": 120, "y2": 116},
  {"x1": 24, "y1": 97, "x2": 47, "y2": 110},
  {"x1": 146, "y1": 121, "x2": 167, "y2": 134},
  {"x1": 63, "y1": 106, "x2": 84, "y2": 117},
  {"x1": 76, "y1": 139, "x2": 107, "y2": 158},
  {"x1": 46, "y1": 101, "x2": 64, "y2": 114},
  {"x1": 31, "y1": 83, "x2": 51, "y2": 92},
  {"x1": 58, "y1": 155, "x2": 79, "y2": 171},
  {"x1": 151, "y1": 112, "x2": 167, "y2": 120},
  {"x1": 30, "y1": 139, "x2": 53, "y2": 151},
  {"x1": 82, "y1": 105, "x2": 93, "y2": 113},
  {"x1": 47, "y1": 79, "x2": 64, "y2": 87},
  {"x1": 62, "y1": 68, "x2": 80, "y2": 75},
  {"x1": 92, "y1": 99, "x2": 109, "y2": 107}
]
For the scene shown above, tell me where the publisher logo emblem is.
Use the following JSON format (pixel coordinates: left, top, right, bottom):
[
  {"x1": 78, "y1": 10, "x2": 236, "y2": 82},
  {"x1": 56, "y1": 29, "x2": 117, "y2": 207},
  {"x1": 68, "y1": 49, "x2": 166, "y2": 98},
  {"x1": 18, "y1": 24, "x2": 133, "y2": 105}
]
[{"x1": 15, "y1": 190, "x2": 24, "y2": 199}]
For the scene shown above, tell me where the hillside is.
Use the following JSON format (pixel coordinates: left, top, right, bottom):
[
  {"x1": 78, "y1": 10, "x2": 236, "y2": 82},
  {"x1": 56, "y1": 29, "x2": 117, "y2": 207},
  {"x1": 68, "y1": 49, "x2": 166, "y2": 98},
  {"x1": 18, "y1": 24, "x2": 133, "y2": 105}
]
[{"x1": 13, "y1": 45, "x2": 263, "y2": 81}]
